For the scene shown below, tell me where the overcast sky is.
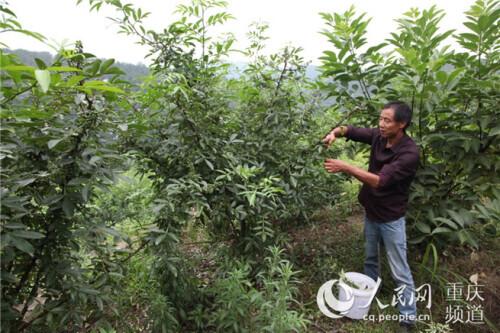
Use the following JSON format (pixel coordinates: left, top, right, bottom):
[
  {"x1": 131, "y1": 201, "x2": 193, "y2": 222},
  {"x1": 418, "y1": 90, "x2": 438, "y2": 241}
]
[{"x1": 3, "y1": 0, "x2": 473, "y2": 65}]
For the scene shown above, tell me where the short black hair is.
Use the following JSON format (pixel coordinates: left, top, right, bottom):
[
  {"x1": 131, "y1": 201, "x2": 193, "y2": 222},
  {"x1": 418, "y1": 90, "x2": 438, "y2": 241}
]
[{"x1": 383, "y1": 101, "x2": 412, "y2": 130}]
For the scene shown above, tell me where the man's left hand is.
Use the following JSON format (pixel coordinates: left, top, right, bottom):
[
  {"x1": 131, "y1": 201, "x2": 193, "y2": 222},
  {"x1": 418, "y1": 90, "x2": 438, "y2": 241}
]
[{"x1": 324, "y1": 159, "x2": 350, "y2": 173}]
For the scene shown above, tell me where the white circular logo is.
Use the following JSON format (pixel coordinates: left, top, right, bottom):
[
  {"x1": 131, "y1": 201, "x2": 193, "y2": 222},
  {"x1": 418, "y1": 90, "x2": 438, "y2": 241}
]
[{"x1": 316, "y1": 279, "x2": 355, "y2": 318}]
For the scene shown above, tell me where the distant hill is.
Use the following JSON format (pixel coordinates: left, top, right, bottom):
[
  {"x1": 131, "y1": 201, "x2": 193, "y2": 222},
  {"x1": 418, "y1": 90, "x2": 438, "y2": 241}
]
[
  {"x1": 3, "y1": 48, "x2": 320, "y2": 82},
  {"x1": 3, "y1": 48, "x2": 149, "y2": 83},
  {"x1": 227, "y1": 61, "x2": 319, "y2": 79}
]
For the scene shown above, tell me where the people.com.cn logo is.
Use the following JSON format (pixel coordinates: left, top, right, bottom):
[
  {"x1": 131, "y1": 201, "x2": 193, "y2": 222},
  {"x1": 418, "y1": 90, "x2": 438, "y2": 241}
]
[{"x1": 316, "y1": 277, "x2": 381, "y2": 319}]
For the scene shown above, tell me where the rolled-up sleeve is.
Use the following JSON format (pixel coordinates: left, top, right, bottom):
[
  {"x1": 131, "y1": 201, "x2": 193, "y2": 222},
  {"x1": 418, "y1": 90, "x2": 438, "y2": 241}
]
[
  {"x1": 345, "y1": 126, "x2": 376, "y2": 145},
  {"x1": 378, "y1": 150, "x2": 419, "y2": 188}
]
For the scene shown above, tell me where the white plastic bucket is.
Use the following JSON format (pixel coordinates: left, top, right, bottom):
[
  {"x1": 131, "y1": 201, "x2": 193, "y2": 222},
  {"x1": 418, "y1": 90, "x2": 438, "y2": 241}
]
[{"x1": 338, "y1": 272, "x2": 378, "y2": 320}]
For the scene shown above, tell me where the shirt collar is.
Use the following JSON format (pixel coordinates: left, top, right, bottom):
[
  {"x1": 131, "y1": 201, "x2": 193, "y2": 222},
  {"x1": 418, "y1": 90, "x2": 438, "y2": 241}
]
[{"x1": 383, "y1": 133, "x2": 408, "y2": 152}]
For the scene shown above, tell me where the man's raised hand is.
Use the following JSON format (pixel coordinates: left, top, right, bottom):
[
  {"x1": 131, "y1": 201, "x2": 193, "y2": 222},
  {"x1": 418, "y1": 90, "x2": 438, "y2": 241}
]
[
  {"x1": 322, "y1": 130, "x2": 336, "y2": 147},
  {"x1": 324, "y1": 158, "x2": 348, "y2": 173}
]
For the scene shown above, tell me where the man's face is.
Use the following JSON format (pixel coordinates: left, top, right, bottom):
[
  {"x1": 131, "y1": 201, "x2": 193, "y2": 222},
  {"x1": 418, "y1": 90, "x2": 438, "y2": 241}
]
[{"x1": 378, "y1": 108, "x2": 405, "y2": 138}]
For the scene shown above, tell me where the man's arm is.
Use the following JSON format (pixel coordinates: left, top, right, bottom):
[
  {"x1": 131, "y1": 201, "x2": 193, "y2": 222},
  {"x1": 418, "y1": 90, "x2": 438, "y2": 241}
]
[
  {"x1": 345, "y1": 125, "x2": 375, "y2": 145},
  {"x1": 324, "y1": 150, "x2": 419, "y2": 189},
  {"x1": 324, "y1": 159, "x2": 380, "y2": 188},
  {"x1": 322, "y1": 125, "x2": 379, "y2": 188},
  {"x1": 322, "y1": 126, "x2": 375, "y2": 147}
]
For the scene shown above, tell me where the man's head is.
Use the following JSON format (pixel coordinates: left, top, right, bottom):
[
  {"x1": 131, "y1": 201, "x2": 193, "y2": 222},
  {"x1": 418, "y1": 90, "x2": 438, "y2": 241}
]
[{"x1": 378, "y1": 101, "x2": 412, "y2": 138}]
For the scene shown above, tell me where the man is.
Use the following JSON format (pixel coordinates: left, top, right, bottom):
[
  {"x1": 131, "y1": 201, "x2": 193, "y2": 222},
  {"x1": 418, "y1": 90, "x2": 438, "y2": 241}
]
[{"x1": 322, "y1": 101, "x2": 419, "y2": 332}]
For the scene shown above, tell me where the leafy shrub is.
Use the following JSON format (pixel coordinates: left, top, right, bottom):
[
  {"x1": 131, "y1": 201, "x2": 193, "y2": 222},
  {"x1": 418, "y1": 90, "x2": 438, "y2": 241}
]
[
  {"x1": 95, "y1": 0, "x2": 343, "y2": 260},
  {"x1": 207, "y1": 246, "x2": 309, "y2": 333},
  {"x1": 0, "y1": 10, "x2": 133, "y2": 329}
]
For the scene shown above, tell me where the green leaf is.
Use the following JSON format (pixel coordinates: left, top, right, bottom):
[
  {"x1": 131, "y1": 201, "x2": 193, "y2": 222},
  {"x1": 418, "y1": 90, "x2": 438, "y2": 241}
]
[
  {"x1": 415, "y1": 222, "x2": 431, "y2": 234},
  {"x1": 248, "y1": 191, "x2": 256, "y2": 207},
  {"x1": 434, "y1": 217, "x2": 458, "y2": 230},
  {"x1": 108, "y1": 272, "x2": 124, "y2": 279},
  {"x1": 41, "y1": 194, "x2": 64, "y2": 205},
  {"x1": 96, "y1": 297, "x2": 104, "y2": 311},
  {"x1": 47, "y1": 66, "x2": 82, "y2": 72},
  {"x1": 79, "y1": 287, "x2": 100, "y2": 295},
  {"x1": 431, "y1": 227, "x2": 453, "y2": 234},
  {"x1": 0, "y1": 6, "x2": 17, "y2": 17},
  {"x1": 205, "y1": 159, "x2": 214, "y2": 170},
  {"x1": 2, "y1": 65, "x2": 35, "y2": 71},
  {"x1": 100, "y1": 59, "x2": 115, "y2": 73},
  {"x1": 48, "y1": 138, "x2": 63, "y2": 149},
  {"x1": 103, "y1": 227, "x2": 122, "y2": 239},
  {"x1": 88, "y1": 156, "x2": 102, "y2": 166},
  {"x1": 489, "y1": 126, "x2": 500, "y2": 137},
  {"x1": 16, "y1": 178, "x2": 36, "y2": 187},
  {"x1": 66, "y1": 75, "x2": 85, "y2": 86},
  {"x1": 82, "y1": 81, "x2": 124, "y2": 93},
  {"x1": 11, "y1": 236, "x2": 34, "y2": 256},
  {"x1": 408, "y1": 235, "x2": 427, "y2": 244},
  {"x1": 67, "y1": 177, "x2": 86, "y2": 186},
  {"x1": 13, "y1": 29, "x2": 45, "y2": 42},
  {"x1": 447, "y1": 210, "x2": 465, "y2": 227},
  {"x1": 463, "y1": 22, "x2": 479, "y2": 34},
  {"x1": 11, "y1": 230, "x2": 45, "y2": 239},
  {"x1": 155, "y1": 233, "x2": 167, "y2": 245},
  {"x1": 62, "y1": 197, "x2": 75, "y2": 217},
  {"x1": 34, "y1": 58, "x2": 46, "y2": 69},
  {"x1": 457, "y1": 229, "x2": 467, "y2": 244},
  {"x1": 81, "y1": 185, "x2": 90, "y2": 202},
  {"x1": 3, "y1": 222, "x2": 28, "y2": 229},
  {"x1": 87, "y1": 60, "x2": 101, "y2": 75},
  {"x1": 34, "y1": 69, "x2": 51, "y2": 93},
  {"x1": 152, "y1": 203, "x2": 166, "y2": 214},
  {"x1": 431, "y1": 243, "x2": 438, "y2": 272},
  {"x1": 436, "y1": 71, "x2": 447, "y2": 84},
  {"x1": 477, "y1": 15, "x2": 489, "y2": 30},
  {"x1": 458, "y1": 229, "x2": 478, "y2": 248},
  {"x1": 4, "y1": 108, "x2": 52, "y2": 120}
]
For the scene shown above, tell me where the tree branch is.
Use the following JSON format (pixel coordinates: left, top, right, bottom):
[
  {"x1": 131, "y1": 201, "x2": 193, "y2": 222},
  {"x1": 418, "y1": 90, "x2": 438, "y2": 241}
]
[{"x1": 0, "y1": 83, "x2": 36, "y2": 107}]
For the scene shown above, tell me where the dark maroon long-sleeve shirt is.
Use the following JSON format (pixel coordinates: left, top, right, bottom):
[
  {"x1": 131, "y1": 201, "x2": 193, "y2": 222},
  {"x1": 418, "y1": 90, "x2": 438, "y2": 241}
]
[{"x1": 346, "y1": 126, "x2": 420, "y2": 223}]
